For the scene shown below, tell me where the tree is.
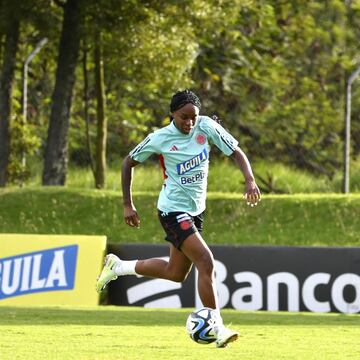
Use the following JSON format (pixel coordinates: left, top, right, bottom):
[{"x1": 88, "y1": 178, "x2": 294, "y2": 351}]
[
  {"x1": 1, "y1": 0, "x2": 358, "y2": 189},
  {"x1": 0, "y1": 0, "x2": 20, "y2": 186},
  {"x1": 42, "y1": 0, "x2": 84, "y2": 185},
  {"x1": 191, "y1": 0, "x2": 358, "y2": 178},
  {"x1": 94, "y1": 30, "x2": 107, "y2": 189}
]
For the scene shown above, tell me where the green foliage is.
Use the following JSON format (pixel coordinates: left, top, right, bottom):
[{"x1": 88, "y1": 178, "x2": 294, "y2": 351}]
[
  {"x1": 3, "y1": 4, "x2": 61, "y2": 183},
  {"x1": 0, "y1": 187, "x2": 359, "y2": 246},
  {"x1": 2, "y1": 0, "x2": 360, "y2": 186},
  {"x1": 190, "y1": 0, "x2": 359, "y2": 177},
  {"x1": 7, "y1": 118, "x2": 41, "y2": 184},
  {"x1": 25, "y1": 156, "x2": 360, "y2": 193}
]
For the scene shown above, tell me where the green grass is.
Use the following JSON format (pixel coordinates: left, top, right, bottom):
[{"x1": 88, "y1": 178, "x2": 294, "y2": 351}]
[
  {"x1": 0, "y1": 306, "x2": 359, "y2": 360},
  {"x1": 1, "y1": 187, "x2": 360, "y2": 246},
  {"x1": 25, "y1": 156, "x2": 360, "y2": 193}
]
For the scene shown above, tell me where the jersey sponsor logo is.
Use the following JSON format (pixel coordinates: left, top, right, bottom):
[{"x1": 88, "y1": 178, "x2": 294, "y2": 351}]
[
  {"x1": 196, "y1": 133, "x2": 206, "y2": 145},
  {"x1": 0, "y1": 245, "x2": 78, "y2": 300},
  {"x1": 180, "y1": 171, "x2": 206, "y2": 185},
  {"x1": 177, "y1": 149, "x2": 208, "y2": 175},
  {"x1": 170, "y1": 145, "x2": 178, "y2": 151}
]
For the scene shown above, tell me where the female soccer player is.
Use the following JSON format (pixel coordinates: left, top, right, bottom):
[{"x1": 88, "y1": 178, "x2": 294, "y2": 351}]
[{"x1": 97, "y1": 89, "x2": 261, "y2": 348}]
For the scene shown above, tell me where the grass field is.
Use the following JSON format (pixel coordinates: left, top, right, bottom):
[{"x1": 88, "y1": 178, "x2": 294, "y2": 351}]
[
  {"x1": 1, "y1": 187, "x2": 359, "y2": 246},
  {"x1": 0, "y1": 306, "x2": 359, "y2": 360},
  {"x1": 25, "y1": 157, "x2": 360, "y2": 193}
]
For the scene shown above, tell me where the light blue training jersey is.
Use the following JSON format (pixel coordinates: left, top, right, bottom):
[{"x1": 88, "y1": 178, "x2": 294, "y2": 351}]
[{"x1": 129, "y1": 116, "x2": 239, "y2": 216}]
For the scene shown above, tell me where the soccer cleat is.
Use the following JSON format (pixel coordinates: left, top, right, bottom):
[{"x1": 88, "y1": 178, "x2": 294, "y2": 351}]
[
  {"x1": 96, "y1": 254, "x2": 121, "y2": 293},
  {"x1": 215, "y1": 326, "x2": 239, "y2": 348}
]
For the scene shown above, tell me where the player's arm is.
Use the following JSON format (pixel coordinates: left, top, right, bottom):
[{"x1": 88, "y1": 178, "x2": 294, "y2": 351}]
[
  {"x1": 122, "y1": 155, "x2": 141, "y2": 228},
  {"x1": 200, "y1": 116, "x2": 261, "y2": 206},
  {"x1": 231, "y1": 146, "x2": 261, "y2": 206}
]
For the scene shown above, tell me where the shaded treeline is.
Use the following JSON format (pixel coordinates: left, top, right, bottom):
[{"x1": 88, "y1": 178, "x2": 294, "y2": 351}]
[{"x1": 0, "y1": 0, "x2": 359, "y2": 189}]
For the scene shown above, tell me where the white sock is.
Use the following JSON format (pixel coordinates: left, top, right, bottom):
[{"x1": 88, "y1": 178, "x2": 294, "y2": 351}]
[
  {"x1": 212, "y1": 309, "x2": 224, "y2": 334},
  {"x1": 115, "y1": 260, "x2": 138, "y2": 276},
  {"x1": 213, "y1": 309, "x2": 223, "y2": 322}
]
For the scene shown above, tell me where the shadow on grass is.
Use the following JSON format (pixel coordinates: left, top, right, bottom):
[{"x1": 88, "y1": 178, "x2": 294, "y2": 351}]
[{"x1": 0, "y1": 306, "x2": 358, "y2": 327}]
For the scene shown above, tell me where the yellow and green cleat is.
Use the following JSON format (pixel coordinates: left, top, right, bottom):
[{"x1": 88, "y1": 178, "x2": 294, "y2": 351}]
[{"x1": 96, "y1": 254, "x2": 120, "y2": 293}]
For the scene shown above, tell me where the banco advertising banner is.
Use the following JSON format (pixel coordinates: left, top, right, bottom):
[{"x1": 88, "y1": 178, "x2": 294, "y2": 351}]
[
  {"x1": 0, "y1": 234, "x2": 106, "y2": 306},
  {"x1": 108, "y1": 244, "x2": 360, "y2": 314}
]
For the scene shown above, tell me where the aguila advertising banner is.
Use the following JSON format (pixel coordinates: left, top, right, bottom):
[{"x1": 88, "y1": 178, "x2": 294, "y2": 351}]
[
  {"x1": 107, "y1": 244, "x2": 360, "y2": 314},
  {"x1": 0, "y1": 234, "x2": 106, "y2": 306}
]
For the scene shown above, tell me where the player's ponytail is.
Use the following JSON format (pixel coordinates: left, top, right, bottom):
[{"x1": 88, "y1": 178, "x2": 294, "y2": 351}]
[{"x1": 212, "y1": 115, "x2": 222, "y2": 124}]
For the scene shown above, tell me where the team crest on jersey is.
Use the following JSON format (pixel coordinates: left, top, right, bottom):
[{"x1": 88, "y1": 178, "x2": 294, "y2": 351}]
[
  {"x1": 196, "y1": 133, "x2": 206, "y2": 145},
  {"x1": 177, "y1": 149, "x2": 208, "y2": 175}
]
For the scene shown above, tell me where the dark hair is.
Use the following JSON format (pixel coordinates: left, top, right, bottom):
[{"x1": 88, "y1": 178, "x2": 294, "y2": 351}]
[
  {"x1": 170, "y1": 89, "x2": 201, "y2": 114},
  {"x1": 169, "y1": 90, "x2": 221, "y2": 124},
  {"x1": 212, "y1": 115, "x2": 221, "y2": 124}
]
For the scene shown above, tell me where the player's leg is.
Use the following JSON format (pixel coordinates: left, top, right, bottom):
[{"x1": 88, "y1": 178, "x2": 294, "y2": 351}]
[
  {"x1": 179, "y1": 232, "x2": 217, "y2": 309},
  {"x1": 135, "y1": 244, "x2": 193, "y2": 282},
  {"x1": 180, "y1": 233, "x2": 238, "y2": 348},
  {"x1": 96, "y1": 244, "x2": 192, "y2": 292},
  {"x1": 174, "y1": 233, "x2": 214, "y2": 308},
  {"x1": 97, "y1": 211, "x2": 206, "y2": 292}
]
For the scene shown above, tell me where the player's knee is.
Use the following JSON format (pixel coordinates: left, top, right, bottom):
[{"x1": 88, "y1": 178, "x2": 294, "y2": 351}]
[
  {"x1": 165, "y1": 266, "x2": 189, "y2": 283},
  {"x1": 171, "y1": 272, "x2": 188, "y2": 283},
  {"x1": 196, "y1": 252, "x2": 214, "y2": 276},
  {"x1": 170, "y1": 267, "x2": 192, "y2": 282}
]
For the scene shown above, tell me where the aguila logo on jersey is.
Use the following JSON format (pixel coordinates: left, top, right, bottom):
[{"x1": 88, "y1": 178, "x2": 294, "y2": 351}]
[
  {"x1": 0, "y1": 245, "x2": 78, "y2": 300},
  {"x1": 177, "y1": 149, "x2": 208, "y2": 175}
]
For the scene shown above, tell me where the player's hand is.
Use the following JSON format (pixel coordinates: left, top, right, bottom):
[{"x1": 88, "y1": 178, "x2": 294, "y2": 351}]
[
  {"x1": 124, "y1": 204, "x2": 141, "y2": 228},
  {"x1": 243, "y1": 179, "x2": 261, "y2": 207}
]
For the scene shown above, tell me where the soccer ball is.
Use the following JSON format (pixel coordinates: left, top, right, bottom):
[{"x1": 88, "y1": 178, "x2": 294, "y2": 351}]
[{"x1": 186, "y1": 307, "x2": 219, "y2": 344}]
